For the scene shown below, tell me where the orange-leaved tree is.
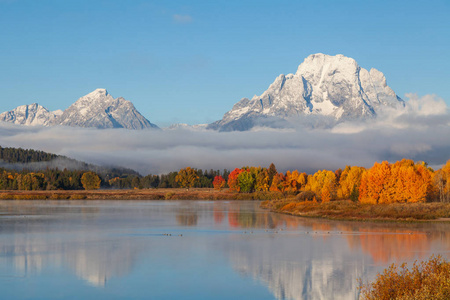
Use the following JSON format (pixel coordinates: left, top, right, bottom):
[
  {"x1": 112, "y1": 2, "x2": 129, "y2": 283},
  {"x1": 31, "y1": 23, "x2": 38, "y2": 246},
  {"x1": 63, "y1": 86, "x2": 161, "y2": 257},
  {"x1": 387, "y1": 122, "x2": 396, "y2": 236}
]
[
  {"x1": 359, "y1": 160, "x2": 433, "y2": 204},
  {"x1": 393, "y1": 160, "x2": 432, "y2": 203},
  {"x1": 227, "y1": 168, "x2": 243, "y2": 192},
  {"x1": 213, "y1": 175, "x2": 226, "y2": 190},
  {"x1": 269, "y1": 172, "x2": 285, "y2": 192},
  {"x1": 359, "y1": 161, "x2": 391, "y2": 204}
]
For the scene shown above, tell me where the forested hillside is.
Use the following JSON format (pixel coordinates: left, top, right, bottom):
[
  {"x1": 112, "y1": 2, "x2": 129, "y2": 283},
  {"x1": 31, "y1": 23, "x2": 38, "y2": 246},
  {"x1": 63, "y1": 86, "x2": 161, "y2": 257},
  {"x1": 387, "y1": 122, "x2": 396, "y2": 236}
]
[
  {"x1": 0, "y1": 145, "x2": 142, "y2": 190},
  {"x1": 0, "y1": 145, "x2": 228, "y2": 190},
  {"x1": 0, "y1": 146, "x2": 58, "y2": 163},
  {"x1": 0, "y1": 145, "x2": 139, "y2": 176}
]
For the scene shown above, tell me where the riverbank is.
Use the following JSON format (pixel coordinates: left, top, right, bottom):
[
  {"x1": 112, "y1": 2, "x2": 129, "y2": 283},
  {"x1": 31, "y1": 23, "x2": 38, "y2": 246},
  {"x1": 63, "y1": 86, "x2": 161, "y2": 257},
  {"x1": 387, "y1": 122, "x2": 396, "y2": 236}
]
[
  {"x1": 261, "y1": 199, "x2": 450, "y2": 222},
  {"x1": 3, "y1": 190, "x2": 450, "y2": 222},
  {"x1": 0, "y1": 189, "x2": 286, "y2": 201}
]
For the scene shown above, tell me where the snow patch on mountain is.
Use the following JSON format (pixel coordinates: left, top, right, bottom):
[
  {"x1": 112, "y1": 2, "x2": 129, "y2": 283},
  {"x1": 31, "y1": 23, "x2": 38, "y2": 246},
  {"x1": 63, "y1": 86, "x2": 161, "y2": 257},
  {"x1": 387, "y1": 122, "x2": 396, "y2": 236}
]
[
  {"x1": 0, "y1": 103, "x2": 60, "y2": 126},
  {"x1": 57, "y1": 89, "x2": 158, "y2": 129},
  {"x1": 209, "y1": 53, "x2": 404, "y2": 131},
  {"x1": 0, "y1": 89, "x2": 158, "y2": 130}
]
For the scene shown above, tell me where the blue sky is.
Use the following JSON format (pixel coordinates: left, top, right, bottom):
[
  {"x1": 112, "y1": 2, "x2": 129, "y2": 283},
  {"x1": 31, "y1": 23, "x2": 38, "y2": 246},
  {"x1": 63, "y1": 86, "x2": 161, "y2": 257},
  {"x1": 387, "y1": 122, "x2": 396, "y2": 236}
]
[{"x1": 1, "y1": 0, "x2": 449, "y2": 127}]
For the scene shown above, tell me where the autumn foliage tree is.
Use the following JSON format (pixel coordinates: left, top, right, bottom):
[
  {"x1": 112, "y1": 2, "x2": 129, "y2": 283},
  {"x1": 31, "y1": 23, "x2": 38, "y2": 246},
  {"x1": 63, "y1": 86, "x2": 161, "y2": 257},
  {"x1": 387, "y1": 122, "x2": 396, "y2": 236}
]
[
  {"x1": 338, "y1": 166, "x2": 365, "y2": 201},
  {"x1": 211, "y1": 159, "x2": 445, "y2": 204},
  {"x1": 434, "y1": 160, "x2": 450, "y2": 202},
  {"x1": 175, "y1": 167, "x2": 199, "y2": 190},
  {"x1": 269, "y1": 173, "x2": 285, "y2": 192},
  {"x1": 255, "y1": 168, "x2": 270, "y2": 191},
  {"x1": 227, "y1": 168, "x2": 242, "y2": 192},
  {"x1": 284, "y1": 170, "x2": 308, "y2": 193},
  {"x1": 394, "y1": 160, "x2": 432, "y2": 203},
  {"x1": 359, "y1": 160, "x2": 433, "y2": 204},
  {"x1": 321, "y1": 185, "x2": 332, "y2": 202},
  {"x1": 284, "y1": 170, "x2": 299, "y2": 193},
  {"x1": 213, "y1": 175, "x2": 226, "y2": 190},
  {"x1": 442, "y1": 160, "x2": 450, "y2": 199},
  {"x1": 225, "y1": 167, "x2": 258, "y2": 193},
  {"x1": 81, "y1": 172, "x2": 101, "y2": 190},
  {"x1": 359, "y1": 161, "x2": 391, "y2": 204},
  {"x1": 305, "y1": 170, "x2": 336, "y2": 202}
]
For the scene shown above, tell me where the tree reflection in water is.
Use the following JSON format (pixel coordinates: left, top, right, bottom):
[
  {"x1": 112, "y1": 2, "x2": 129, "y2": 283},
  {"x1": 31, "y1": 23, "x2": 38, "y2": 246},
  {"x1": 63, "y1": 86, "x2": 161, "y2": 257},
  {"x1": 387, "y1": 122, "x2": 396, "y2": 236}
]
[{"x1": 0, "y1": 200, "x2": 449, "y2": 300}]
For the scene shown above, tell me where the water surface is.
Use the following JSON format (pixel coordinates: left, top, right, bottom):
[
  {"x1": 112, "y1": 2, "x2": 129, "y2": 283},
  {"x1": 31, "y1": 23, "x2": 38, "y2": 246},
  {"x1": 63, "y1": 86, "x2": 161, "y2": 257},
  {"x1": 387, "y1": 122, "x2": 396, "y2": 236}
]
[{"x1": 1, "y1": 200, "x2": 449, "y2": 299}]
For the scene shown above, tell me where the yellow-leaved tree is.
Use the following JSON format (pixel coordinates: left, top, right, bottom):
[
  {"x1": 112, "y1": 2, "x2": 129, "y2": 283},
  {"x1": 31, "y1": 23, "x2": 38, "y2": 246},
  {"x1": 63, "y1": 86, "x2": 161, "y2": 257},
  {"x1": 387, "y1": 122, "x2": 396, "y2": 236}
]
[
  {"x1": 175, "y1": 167, "x2": 199, "y2": 190},
  {"x1": 81, "y1": 172, "x2": 101, "y2": 190},
  {"x1": 338, "y1": 166, "x2": 365, "y2": 201},
  {"x1": 255, "y1": 168, "x2": 270, "y2": 191},
  {"x1": 305, "y1": 170, "x2": 336, "y2": 202},
  {"x1": 434, "y1": 160, "x2": 450, "y2": 202},
  {"x1": 284, "y1": 170, "x2": 299, "y2": 193}
]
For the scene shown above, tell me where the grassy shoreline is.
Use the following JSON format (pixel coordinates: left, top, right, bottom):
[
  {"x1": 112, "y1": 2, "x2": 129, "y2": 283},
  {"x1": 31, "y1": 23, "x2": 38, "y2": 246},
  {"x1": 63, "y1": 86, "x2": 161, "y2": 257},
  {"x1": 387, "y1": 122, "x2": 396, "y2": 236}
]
[
  {"x1": 0, "y1": 188, "x2": 286, "y2": 201},
  {"x1": 2, "y1": 189, "x2": 450, "y2": 222},
  {"x1": 261, "y1": 199, "x2": 450, "y2": 222}
]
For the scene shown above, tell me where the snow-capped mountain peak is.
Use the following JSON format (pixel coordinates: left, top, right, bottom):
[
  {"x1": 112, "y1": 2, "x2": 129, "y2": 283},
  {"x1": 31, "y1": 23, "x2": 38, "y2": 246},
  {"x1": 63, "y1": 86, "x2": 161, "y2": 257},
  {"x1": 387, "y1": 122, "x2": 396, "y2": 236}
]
[
  {"x1": 208, "y1": 53, "x2": 404, "y2": 131},
  {"x1": 53, "y1": 109, "x2": 64, "y2": 117},
  {"x1": 0, "y1": 89, "x2": 159, "y2": 130},
  {"x1": 57, "y1": 89, "x2": 158, "y2": 129},
  {"x1": 0, "y1": 103, "x2": 59, "y2": 126}
]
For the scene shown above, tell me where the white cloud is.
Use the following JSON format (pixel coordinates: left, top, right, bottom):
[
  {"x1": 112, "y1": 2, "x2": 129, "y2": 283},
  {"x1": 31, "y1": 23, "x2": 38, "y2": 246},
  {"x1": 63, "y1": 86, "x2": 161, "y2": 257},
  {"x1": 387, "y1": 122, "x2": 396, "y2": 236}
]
[
  {"x1": 0, "y1": 94, "x2": 448, "y2": 175},
  {"x1": 333, "y1": 94, "x2": 450, "y2": 133},
  {"x1": 404, "y1": 93, "x2": 448, "y2": 116}
]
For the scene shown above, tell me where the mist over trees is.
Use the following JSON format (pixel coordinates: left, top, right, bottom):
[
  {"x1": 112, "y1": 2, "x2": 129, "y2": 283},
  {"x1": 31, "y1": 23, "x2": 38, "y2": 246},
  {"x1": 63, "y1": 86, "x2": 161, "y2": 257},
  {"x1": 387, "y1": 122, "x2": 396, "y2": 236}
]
[
  {"x1": 1, "y1": 145, "x2": 450, "y2": 203},
  {"x1": 0, "y1": 146, "x2": 139, "y2": 177}
]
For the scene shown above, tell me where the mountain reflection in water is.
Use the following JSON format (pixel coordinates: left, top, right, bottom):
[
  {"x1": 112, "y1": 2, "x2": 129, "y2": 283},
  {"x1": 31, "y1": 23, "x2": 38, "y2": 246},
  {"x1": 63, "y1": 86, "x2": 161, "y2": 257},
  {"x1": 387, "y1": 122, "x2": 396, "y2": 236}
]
[{"x1": 0, "y1": 200, "x2": 449, "y2": 300}]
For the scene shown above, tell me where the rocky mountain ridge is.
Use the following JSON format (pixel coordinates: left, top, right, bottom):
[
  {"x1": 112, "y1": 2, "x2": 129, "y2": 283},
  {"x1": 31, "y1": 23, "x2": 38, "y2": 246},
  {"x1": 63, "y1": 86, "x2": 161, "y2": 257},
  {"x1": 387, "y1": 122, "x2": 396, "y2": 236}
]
[
  {"x1": 0, "y1": 89, "x2": 158, "y2": 130},
  {"x1": 0, "y1": 103, "x2": 62, "y2": 127},
  {"x1": 1, "y1": 54, "x2": 406, "y2": 131},
  {"x1": 208, "y1": 53, "x2": 404, "y2": 131}
]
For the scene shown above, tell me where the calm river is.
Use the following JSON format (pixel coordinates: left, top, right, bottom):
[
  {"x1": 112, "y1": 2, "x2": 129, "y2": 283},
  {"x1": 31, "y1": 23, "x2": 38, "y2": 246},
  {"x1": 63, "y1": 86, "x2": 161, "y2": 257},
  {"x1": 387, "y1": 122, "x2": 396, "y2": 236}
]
[{"x1": 1, "y1": 200, "x2": 449, "y2": 299}]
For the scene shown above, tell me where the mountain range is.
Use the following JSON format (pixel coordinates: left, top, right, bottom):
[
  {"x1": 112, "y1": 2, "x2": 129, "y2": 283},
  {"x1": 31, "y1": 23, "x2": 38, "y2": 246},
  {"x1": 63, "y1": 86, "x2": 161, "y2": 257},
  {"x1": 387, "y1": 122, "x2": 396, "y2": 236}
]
[
  {"x1": 0, "y1": 89, "x2": 158, "y2": 130},
  {"x1": 0, "y1": 54, "x2": 405, "y2": 131}
]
